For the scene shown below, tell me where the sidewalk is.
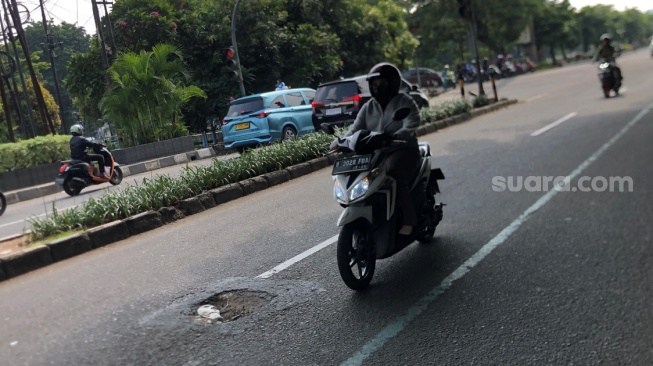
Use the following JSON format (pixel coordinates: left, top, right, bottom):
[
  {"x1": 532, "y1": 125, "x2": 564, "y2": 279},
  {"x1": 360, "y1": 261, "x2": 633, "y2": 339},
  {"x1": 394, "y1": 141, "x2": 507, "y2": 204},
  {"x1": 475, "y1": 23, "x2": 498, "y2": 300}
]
[{"x1": 4, "y1": 146, "x2": 226, "y2": 205}]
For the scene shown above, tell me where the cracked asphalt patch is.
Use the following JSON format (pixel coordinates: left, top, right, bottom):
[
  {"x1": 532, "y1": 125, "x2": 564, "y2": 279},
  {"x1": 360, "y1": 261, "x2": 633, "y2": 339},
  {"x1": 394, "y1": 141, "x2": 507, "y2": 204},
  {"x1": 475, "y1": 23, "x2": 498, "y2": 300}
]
[{"x1": 140, "y1": 278, "x2": 325, "y2": 335}]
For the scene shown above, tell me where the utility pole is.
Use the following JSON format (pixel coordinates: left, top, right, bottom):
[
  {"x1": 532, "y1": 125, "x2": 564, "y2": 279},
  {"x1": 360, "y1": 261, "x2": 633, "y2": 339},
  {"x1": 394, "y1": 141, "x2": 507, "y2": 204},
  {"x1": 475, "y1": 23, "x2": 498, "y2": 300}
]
[
  {"x1": 7, "y1": 0, "x2": 55, "y2": 134},
  {"x1": 91, "y1": 0, "x2": 109, "y2": 72},
  {"x1": 230, "y1": 0, "x2": 246, "y2": 97},
  {"x1": 99, "y1": 1, "x2": 117, "y2": 56},
  {"x1": 0, "y1": 58, "x2": 14, "y2": 141},
  {"x1": 39, "y1": 0, "x2": 65, "y2": 131},
  {"x1": 0, "y1": 51, "x2": 28, "y2": 137},
  {"x1": 1, "y1": 0, "x2": 36, "y2": 137}
]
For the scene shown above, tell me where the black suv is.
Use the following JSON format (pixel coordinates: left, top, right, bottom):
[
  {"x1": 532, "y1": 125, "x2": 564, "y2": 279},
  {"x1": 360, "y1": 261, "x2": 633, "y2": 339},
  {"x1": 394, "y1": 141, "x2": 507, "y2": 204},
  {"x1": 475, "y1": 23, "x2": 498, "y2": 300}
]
[{"x1": 311, "y1": 76, "x2": 429, "y2": 132}]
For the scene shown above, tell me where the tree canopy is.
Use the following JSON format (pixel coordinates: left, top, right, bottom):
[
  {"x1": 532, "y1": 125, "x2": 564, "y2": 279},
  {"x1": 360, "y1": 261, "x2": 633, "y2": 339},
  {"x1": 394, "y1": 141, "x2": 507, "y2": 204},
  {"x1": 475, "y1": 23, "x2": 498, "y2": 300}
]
[{"x1": 5, "y1": 0, "x2": 650, "y2": 144}]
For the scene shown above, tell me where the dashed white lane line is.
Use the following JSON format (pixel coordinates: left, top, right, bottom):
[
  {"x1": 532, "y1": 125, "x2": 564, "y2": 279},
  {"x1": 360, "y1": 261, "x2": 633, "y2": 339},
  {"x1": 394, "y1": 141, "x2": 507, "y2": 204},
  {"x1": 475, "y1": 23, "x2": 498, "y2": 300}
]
[
  {"x1": 531, "y1": 112, "x2": 578, "y2": 137},
  {"x1": 341, "y1": 103, "x2": 652, "y2": 365},
  {"x1": 256, "y1": 235, "x2": 339, "y2": 279}
]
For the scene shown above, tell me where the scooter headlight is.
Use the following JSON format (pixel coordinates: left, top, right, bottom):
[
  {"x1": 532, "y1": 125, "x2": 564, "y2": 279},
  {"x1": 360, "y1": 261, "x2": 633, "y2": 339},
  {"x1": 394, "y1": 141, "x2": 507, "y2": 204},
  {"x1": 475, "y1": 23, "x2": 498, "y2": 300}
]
[
  {"x1": 599, "y1": 62, "x2": 610, "y2": 70},
  {"x1": 349, "y1": 177, "x2": 370, "y2": 201},
  {"x1": 334, "y1": 180, "x2": 346, "y2": 201}
]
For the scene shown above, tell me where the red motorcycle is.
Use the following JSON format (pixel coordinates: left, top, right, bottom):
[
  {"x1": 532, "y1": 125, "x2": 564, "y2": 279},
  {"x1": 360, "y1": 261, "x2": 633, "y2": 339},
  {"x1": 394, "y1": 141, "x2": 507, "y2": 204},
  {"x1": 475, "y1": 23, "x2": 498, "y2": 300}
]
[{"x1": 55, "y1": 145, "x2": 123, "y2": 196}]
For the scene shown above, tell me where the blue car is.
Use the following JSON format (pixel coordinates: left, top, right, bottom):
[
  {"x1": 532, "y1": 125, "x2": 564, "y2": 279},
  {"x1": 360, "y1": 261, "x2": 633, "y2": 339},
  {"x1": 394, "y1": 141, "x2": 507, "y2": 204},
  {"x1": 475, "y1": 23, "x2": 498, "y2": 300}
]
[{"x1": 221, "y1": 88, "x2": 316, "y2": 150}]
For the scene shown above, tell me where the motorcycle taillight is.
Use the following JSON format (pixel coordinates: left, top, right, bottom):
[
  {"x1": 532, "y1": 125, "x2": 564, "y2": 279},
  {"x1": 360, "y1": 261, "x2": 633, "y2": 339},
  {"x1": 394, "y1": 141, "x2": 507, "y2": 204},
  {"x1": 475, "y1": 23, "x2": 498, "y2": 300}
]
[{"x1": 59, "y1": 165, "x2": 67, "y2": 173}]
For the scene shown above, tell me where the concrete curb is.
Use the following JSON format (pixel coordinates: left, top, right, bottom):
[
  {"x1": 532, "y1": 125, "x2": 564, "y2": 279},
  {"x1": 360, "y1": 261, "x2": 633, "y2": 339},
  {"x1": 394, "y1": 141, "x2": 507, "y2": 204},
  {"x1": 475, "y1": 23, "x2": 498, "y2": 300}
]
[
  {"x1": 5, "y1": 147, "x2": 221, "y2": 205},
  {"x1": 0, "y1": 99, "x2": 517, "y2": 282}
]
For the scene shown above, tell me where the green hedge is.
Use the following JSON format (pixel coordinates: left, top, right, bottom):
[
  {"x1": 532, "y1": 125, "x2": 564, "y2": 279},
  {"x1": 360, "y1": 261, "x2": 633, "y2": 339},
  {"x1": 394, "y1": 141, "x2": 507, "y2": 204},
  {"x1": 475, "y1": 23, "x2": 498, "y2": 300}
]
[
  {"x1": 419, "y1": 100, "x2": 471, "y2": 124},
  {"x1": 0, "y1": 135, "x2": 70, "y2": 173}
]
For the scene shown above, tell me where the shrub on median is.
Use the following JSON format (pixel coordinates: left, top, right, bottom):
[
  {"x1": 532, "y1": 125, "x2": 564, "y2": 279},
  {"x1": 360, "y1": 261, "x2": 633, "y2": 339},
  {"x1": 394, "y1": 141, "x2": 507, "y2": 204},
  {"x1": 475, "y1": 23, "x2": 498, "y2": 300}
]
[
  {"x1": 419, "y1": 100, "x2": 471, "y2": 124},
  {"x1": 472, "y1": 94, "x2": 491, "y2": 108},
  {"x1": 28, "y1": 132, "x2": 334, "y2": 239},
  {"x1": 0, "y1": 135, "x2": 70, "y2": 173}
]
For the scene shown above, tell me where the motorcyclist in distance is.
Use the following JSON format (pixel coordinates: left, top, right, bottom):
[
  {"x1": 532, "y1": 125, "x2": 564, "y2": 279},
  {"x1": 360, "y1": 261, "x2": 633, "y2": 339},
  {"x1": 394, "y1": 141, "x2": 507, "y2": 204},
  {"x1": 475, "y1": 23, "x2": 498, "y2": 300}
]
[
  {"x1": 343, "y1": 62, "x2": 421, "y2": 236},
  {"x1": 69, "y1": 124, "x2": 110, "y2": 179},
  {"x1": 593, "y1": 33, "x2": 623, "y2": 82}
]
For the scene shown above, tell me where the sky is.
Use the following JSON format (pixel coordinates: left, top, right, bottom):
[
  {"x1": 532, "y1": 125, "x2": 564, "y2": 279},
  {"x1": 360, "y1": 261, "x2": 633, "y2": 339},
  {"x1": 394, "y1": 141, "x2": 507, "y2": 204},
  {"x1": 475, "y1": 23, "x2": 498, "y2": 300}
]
[
  {"x1": 13, "y1": 0, "x2": 653, "y2": 37},
  {"x1": 569, "y1": 0, "x2": 652, "y2": 11}
]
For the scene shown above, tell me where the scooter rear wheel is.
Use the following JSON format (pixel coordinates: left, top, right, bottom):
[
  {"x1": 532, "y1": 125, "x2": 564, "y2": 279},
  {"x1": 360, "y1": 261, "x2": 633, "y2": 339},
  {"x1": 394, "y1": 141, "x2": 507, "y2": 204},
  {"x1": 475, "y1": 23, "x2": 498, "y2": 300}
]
[
  {"x1": 0, "y1": 192, "x2": 6, "y2": 216},
  {"x1": 337, "y1": 221, "x2": 376, "y2": 291},
  {"x1": 63, "y1": 176, "x2": 82, "y2": 196}
]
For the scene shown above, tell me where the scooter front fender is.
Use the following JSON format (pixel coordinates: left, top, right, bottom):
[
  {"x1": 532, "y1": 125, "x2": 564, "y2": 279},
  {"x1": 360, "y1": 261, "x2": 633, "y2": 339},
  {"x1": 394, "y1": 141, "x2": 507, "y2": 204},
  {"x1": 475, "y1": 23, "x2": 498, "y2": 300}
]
[{"x1": 337, "y1": 205, "x2": 373, "y2": 227}]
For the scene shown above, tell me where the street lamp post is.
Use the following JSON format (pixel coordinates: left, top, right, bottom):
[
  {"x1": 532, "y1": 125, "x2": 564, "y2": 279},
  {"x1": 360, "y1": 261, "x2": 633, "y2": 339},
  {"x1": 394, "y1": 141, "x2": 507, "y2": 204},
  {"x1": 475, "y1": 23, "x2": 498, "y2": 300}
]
[{"x1": 231, "y1": 0, "x2": 246, "y2": 97}]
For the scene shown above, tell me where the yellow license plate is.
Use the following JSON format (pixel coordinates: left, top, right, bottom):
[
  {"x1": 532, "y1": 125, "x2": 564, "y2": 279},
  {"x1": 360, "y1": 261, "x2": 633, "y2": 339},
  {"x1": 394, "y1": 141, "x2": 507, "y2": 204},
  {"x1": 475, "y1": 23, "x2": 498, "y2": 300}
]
[{"x1": 235, "y1": 122, "x2": 250, "y2": 131}]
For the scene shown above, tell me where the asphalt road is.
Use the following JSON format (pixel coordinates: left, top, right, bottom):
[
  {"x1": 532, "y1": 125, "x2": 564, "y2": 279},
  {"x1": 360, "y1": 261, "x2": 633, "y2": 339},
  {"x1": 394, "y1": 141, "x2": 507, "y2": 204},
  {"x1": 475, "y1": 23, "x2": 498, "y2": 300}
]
[
  {"x1": 0, "y1": 153, "x2": 239, "y2": 239},
  {"x1": 1, "y1": 50, "x2": 652, "y2": 366}
]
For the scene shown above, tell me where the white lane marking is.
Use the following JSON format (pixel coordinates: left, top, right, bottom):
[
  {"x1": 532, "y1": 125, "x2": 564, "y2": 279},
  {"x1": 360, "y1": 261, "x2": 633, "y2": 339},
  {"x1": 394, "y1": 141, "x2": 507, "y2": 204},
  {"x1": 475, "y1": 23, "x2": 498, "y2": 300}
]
[
  {"x1": 256, "y1": 235, "x2": 339, "y2": 279},
  {"x1": 0, "y1": 219, "x2": 24, "y2": 229},
  {"x1": 525, "y1": 94, "x2": 544, "y2": 102},
  {"x1": 0, "y1": 204, "x2": 82, "y2": 229},
  {"x1": 342, "y1": 103, "x2": 653, "y2": 366},
  {"x1": 531, "y1": 112, "x2": 577, "y2": 137}
]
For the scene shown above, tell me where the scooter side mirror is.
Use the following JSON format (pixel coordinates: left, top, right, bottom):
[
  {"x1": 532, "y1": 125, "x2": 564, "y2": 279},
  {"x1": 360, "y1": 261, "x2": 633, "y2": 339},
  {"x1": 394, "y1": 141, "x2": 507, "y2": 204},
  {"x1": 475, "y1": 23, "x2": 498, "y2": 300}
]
[
  {"x1": 321, "y1": 123, "x2": 335, "y2": 135},
  {"x1": 393, "y1": 107, "x2": 411, "y2": 120}
]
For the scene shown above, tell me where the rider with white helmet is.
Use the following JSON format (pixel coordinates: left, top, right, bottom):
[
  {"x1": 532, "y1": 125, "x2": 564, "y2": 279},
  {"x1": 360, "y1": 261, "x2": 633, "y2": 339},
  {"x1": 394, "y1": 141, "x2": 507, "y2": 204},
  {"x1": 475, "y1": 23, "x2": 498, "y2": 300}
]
[{"x1": 70, "y1": 124, "x2": 110, "y2": 178}]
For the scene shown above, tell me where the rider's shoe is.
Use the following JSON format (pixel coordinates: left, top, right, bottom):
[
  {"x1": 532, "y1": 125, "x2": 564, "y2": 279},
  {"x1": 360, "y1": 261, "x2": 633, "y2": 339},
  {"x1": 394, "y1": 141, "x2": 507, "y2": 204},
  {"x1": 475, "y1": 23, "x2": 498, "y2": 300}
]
[{"x1": 398, "y1": 225, "x2": 413, "y2": 236}]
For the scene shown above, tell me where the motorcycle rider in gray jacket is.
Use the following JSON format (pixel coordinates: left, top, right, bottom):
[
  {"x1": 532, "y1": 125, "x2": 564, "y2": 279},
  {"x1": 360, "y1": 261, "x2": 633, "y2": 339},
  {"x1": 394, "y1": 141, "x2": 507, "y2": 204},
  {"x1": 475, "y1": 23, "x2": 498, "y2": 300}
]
[{"x1": 345, "y1": 63, "x2": 421, "y2": 236}]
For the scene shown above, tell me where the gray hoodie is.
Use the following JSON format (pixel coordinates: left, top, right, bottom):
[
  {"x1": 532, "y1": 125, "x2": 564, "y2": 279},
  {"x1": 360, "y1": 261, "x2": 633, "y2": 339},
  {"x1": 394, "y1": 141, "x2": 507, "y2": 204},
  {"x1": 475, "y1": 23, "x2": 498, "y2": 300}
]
[{"x1": 346, "y1": 93, "x2": 420, "y2": 141}]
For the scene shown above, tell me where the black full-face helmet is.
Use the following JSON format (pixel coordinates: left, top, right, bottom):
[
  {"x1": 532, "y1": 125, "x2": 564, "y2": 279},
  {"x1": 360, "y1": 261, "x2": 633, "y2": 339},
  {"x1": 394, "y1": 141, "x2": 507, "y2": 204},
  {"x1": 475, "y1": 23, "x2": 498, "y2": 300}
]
[{"x1": 366, "y1": 62, "x2": 402, "y2": 106}]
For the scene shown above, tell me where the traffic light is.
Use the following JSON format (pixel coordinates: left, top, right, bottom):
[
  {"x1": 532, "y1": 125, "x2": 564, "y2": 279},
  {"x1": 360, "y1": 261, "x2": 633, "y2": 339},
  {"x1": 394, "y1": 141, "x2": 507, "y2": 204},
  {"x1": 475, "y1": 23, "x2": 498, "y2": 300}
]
[
  {"x1": 458, "y1": 0, "x2": 472, "y2": 21},
  {"x1": 226, "y1": 46, "x2": 240, "y2": 81}
]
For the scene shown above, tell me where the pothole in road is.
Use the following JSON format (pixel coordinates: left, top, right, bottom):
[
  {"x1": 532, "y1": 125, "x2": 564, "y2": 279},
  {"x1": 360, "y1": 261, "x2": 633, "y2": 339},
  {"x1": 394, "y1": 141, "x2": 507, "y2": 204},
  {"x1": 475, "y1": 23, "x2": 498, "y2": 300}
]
[{"x1": 192, "y1": 290, "x2": 275, "y2": 325}]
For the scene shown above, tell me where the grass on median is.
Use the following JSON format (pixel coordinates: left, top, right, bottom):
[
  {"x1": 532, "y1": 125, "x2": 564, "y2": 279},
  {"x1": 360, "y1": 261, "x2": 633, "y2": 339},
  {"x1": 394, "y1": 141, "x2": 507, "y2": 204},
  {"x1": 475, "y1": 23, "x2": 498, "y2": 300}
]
[
  {"x1": 28, "y1": 132, "x2": 334, "y2": 240},
  {"x1": 27, "y1": 96, "x2": 496, "y2": 240}
]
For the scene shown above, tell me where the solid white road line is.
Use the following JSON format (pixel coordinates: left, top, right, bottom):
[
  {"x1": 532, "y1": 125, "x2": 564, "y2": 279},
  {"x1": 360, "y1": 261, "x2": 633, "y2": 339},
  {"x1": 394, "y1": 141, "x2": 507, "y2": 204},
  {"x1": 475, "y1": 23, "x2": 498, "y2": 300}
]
[
  {"x1": 256, "y1": 234, "x2": 339, "y2": 279},
  {"x1": 0, "y1": 219, "x2": 25, "y2": 229},
  {"x1": 341, "y1": 103, "x2": 652, "y2": 366},
  {"x1": 525, "y1": 94, "x2": 544, "y2": 102},
  {"x1": 0, "y1": 204, "x2": 82, "y2": 229},
  {"x1": 531, "y1": 112, "x2": 578, "y2": 137}
]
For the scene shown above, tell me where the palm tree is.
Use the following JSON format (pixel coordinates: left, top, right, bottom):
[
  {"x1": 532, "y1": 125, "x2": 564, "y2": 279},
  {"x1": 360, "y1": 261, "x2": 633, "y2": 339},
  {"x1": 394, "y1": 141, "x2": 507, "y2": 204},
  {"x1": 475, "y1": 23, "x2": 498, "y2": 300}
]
[{"x1": 100, "y1": 44, "x2": 206, "y2": 146}]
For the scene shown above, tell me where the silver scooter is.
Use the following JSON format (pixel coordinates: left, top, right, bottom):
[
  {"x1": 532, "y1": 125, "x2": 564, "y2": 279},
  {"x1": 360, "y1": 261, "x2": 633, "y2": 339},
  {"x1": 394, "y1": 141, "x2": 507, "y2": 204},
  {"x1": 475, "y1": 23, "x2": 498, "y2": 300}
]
[{"x1": 322, "y1": 110, "x2": 445, "y2": 290}]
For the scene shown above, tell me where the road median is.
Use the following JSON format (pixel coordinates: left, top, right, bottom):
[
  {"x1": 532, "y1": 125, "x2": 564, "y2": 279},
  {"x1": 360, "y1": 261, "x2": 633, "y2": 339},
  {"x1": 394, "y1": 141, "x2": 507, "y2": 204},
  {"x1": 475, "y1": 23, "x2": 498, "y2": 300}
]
[{"x1": 0, "y1": 98, "x2": 517, "y2": 282}]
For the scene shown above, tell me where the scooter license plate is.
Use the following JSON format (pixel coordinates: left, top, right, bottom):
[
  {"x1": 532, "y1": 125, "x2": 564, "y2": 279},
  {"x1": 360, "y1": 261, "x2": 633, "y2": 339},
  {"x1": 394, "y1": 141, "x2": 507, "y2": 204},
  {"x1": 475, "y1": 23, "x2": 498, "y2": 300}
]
[
  {"x1": 332, "y1": 155, "x2": 372, "y2": 175},
  {"x1": 55, "y1": 176, "x2": 65, "y2": 185}
]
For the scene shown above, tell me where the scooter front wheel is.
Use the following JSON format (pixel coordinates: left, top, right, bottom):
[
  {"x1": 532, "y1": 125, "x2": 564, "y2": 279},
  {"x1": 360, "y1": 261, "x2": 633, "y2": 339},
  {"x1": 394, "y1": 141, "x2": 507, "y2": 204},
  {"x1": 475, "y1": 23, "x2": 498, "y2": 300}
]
[
  {"x1": 109, "y1": 167, "x2": 123, "y2": 185},
  {"x1": 337, "y1": 221, "x2": 376, "y2": 290}
]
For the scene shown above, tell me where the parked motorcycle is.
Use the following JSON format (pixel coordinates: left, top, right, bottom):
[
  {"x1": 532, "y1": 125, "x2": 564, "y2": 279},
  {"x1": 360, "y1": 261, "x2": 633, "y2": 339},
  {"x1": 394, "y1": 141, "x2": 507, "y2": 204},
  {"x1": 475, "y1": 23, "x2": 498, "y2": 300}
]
[
  {"x1": 487, "y1": 65, "x2": 502, "y2": 80},
  {"x1": 0, "y1": 191, "x2": 6, "y2": 216},
  {"x1": 597, "y1": 58, "x2": 620, "y2": 98},
  {"x1": 55, "y1": 145, "x2": 123, "y2": 196},
  {"x1": 322, "y1": 111, "x2": 445, "y2": 290}
]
